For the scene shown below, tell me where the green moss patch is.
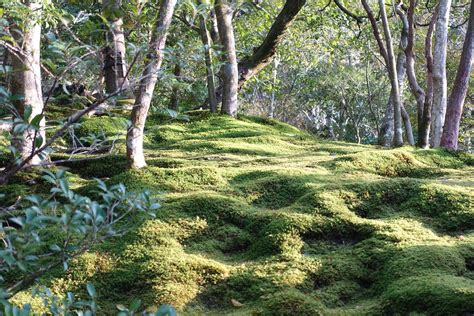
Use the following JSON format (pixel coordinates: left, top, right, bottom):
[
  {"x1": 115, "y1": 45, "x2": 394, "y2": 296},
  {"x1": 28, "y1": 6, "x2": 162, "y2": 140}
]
[{"x1": 14, "y1": 113, "x2": 474, "y2": 315}]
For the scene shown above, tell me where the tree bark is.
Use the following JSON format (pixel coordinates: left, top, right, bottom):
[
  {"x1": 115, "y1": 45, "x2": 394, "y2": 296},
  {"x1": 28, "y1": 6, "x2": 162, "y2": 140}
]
[
  {"x1": 378, "y1": 99, "x2": 394, "y2": 147},
  {"x1": 400, "y1": 2, "x2": 425, "y2": 133},
  {"x1": 380, "y1": 8, "x2": 415, "y2": 146},
  {"x1": 102, "y1": 0, "x2": 130, "y2": 94},
  {"x1": 431, "y1": 0, "x2": 452, "y2": 147},
  {"x1": 418, "y1": 6, "x2": 439, "y2": 148},
  {"x1": 441, "y1": 0, "x2": 474, "y2": 150},
  {"x1": 199, "y1": 16, "x2": 218, "y2": 113},
  {"x1": 168, "y1": 60, "x2": 181, "y2": 111},
  {"x1": 126, "y1": 0, "x2": 177, "y2": 168},
  {"x1": 378, "y1": 0, "x2": 404, "y2": 146},
  {"x1": 237, "y1": 0, "x2": 306, "y2": 89},
  {"x1": 215, "y1": 0, "x2": 238, "y2": 116},
  {"x1": 9, "y1": 0, "x2": 45, "y2": 165}
]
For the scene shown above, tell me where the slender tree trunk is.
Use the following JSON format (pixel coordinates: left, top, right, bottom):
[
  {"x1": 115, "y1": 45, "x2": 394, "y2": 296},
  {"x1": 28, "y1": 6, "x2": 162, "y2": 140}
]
[
  {"x1": 102, "y1": 0, "x2": 129, "y2": 94},
  {"x1": 126, "y1": 0, "x2": 177, "y2": 168},
  {"x1": 209, "y1": 11, "x2": 220, "y2": 44},
  {"x1": 168, "y1": 61, "x2": 181, "y2": 111},
  {"x1": 431, "y1": 0, "x2": 452, "y2": 147},
  {"x1": 401, "y1": 107, "x2": 415, "y2": 145},
  {"x1": 215, "y1": 0, "x2": 238, "y2": 116},
  {"x1": 378, "y1": 97, "x2": 394, "y2": 147},
  {"x1": 441, "y1": 0, "x2": 474, "y2": 150},
  {"x1": 380, "y1": 11, "x2": 415, "y2": 146},
  {"x1": 400, "y1": 3, "x2": 426, "y2": 137},
  {"x1": 379, "y1": 0, "x2": 403, "y2": 146},
  {"x1": 268, "y1": 57, "x2": 279, "y2": 118},
  {"x1": 199, "y1": 16, "x2": 218, "y2": 113},
  {"x1": 396, "y1": 10, "x2": 415, "y2": 146},
  {"x1": 9, "y1": 1, "x2": 45, "y2": 165},
  {"x1": 418, "y1": 6, "x2": 439, "y2": 148}
]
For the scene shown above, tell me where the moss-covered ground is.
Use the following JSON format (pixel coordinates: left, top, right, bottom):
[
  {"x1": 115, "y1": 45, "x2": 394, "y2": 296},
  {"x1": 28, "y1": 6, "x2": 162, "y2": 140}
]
[{"x1": 4, "y1": 111, "x2": 474, "y2": 314}]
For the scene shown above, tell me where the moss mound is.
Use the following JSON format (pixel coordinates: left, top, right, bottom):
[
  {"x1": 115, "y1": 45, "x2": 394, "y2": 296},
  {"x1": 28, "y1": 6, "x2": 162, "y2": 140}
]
[
  {"x1": 257, "y1": 289, "x2": 324, "y2": 316},
  {"x1": 72, "y1": 116, "x2": 128, "y2": 145},
  {"x1": 13, "y1": 113, "x2": 474, "y2": 315},
  {"x1": 382, "y1": 274, "x2": 474, "y2": 314}
]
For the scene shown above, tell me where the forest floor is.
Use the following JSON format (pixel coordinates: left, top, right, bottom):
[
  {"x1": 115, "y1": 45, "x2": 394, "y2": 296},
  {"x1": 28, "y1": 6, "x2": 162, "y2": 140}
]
[{"x1": 5, "y1": 111, "x2": 474, "y2": 315}]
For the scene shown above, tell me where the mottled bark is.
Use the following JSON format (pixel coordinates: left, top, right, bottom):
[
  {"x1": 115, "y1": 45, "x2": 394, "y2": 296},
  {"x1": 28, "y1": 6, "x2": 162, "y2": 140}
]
[
  {"x1": 102, "y1": 0, "x2": 129, "y2": 94},
  {"x1": 401, "y1": 2, "x2": 426, "y2": 133},
  {"x1": 441, "y1": 0, "x2": 474, "y2": 150},
  {"x1": 431, "y1": 0, "x2": 452, "y2": 147},
  {"x1": 10, "y1": 0, "x2": 45, "y2": 165},
  {"x1": 215, "y1": 0, "x2": 238, "y2": 116},
  {"x1": 380, "y1": 9, "x2": 415, "y2": 146},
  {"x1": 379, "y1": 0, "x2": 403, "y2": 146},
  {"x1": 199, "y1": 17, "x2": 218, "y2": 113},
  {"x1": 168, "y1": 61, "x2": 181, "y2": 111},
  {"x1": 126, "y1": 0, "x2": 177, "y2": 168},
  {"x1": 418, "y1": 6, "x2": 439, "y2": 148}
]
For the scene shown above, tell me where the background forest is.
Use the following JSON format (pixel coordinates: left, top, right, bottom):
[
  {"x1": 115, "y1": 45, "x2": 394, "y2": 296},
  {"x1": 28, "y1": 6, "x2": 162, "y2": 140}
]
[{"x1": 0, "y1": 0, "x2": 473, "y2": 315}]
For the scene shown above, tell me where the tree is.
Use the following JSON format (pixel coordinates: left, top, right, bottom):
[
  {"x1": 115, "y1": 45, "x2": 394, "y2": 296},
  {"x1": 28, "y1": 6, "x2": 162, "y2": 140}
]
[
  {"x1": 102, "y1": 0, "x2": 130, "y2": 94},
  {"x1": 126, "y1": 0, "x2": 177, "y2": 168},
  {"x1": 362, "y1": 0, "x2": 403, "y2": 147},
  {"x1": 402, "y1": 0, "x2": 438, "y2": 148},
  {"x1": 215, "y1": 0, "x2": 238, "y2": 116},
  {"x1": 199, "y1": 14, "x2": 218, "y2": 113},
  {"x1": 8, "y1": 0, "x2": 46, "y2": 165},
  {"x1": 431, "y1": 0, "x2": 452, "y2": 147},
  {"x1": 441, "y1": 0, "x2": 474, "y2": 150},
  {"x1": 237, "y1": 0, "x2": 306, "y2": 89}
]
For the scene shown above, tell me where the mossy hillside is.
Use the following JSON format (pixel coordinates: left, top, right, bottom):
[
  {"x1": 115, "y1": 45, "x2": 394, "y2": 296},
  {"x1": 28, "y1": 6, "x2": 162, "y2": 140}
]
[{"x1": 10, "y1": 113, "x2": 474, "y2": 314}]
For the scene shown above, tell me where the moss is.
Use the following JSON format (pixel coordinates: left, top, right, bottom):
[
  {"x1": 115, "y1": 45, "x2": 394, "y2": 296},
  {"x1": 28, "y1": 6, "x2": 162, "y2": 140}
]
[
  {"x1": 382, "y1": 274, "x2": 474, "y2": 314},
  {"x1": 239, "y1": 174, "x2": 309, "y2": 209},
  {"x1": 256, "y1": 289, "x2": 324, "y2": 316},
  {"x1": 51, "y1": 154, "x2": 128, "y2": 178},
  {"x1": 72, "y1": 116, "x2": 128, "y2": 145},
  {"x1": 13, "y1": 113, "x2": 474, "y2": 314},
  {"x1": 329, "y1": 149, "x2": 444, "y2": 178},
  {"x1": 109, "y1": 166, "x2": 226, "y2": 192},
  {"x1": 316, "y1": 280, "x2": 363, "y2": 307},
  {"x1": 378, "y1": 245, "x2": 466, "y2": 286},
  {"x1": 163, "y1": 193, "x2": 250, "y2": 226},
  {"x1": 346, "y1": 179, "x2": 474, "y2": 232}
]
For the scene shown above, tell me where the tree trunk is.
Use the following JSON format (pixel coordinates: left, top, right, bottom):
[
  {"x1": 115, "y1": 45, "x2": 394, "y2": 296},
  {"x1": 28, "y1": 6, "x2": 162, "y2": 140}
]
[
  {"x1": 378, "y1": 96, "x2": 394, "y2": 147},
  {"x1": 215, "y1": 0, "x2": 238, "y2": 116},
  {"x1": 237, "y1": 0, "x2": 306, "y2": 89},
  {"x1": 402, "y1": 2, "x2": 425, "y2": 131},
  {"x1": 431, "y1": 0, "x2": 452, "y2": 147},
  {"x1": 396, "y1": 10, "x2": 415, "y2": 146},
  {"x1": 102, "y1": 0, "x2": 130, "y2": 94},
  {"x1": 9, "y1": 0, "x2": 45, "y2": 165},
  {"x1": 418, "y1": 6, "x2": 439, "y2": 148},
  {"x1": 379, "y1": 0, "x2": 403, "y2": 146},
  {"x1": 441, "y1": 0, "x2": 474, "y2": 150},
  {"x1": 268, "y1": 57, "x2": 279, "y2": 118},
  {"x1": 126, "y1": 0, "x2": 177, "y2": 168},
  {"x1": 380, "y1": 10, "x2": 415, "y2": 146},
  {"x1": 199, "y1": 16, "x2": 218, "y2": 113},
  {"x1": 168, "y1": 61, "x2": 181, "y2": 111}
]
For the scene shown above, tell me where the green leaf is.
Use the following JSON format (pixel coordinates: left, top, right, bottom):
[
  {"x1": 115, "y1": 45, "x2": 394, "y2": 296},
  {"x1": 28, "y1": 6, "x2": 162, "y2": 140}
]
[
  {"x1": 86, "y1": 283, "x2": 96, "y2": 298},
  {"x1": 129, "y1": 298, "x2": 142, "y2": 311},
  {"x1": 23, "y1": 105, "x2": 32, "y2": 121},
  {"x1": 30, "y1": 114, "x2": 43, "y2": 127}
]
